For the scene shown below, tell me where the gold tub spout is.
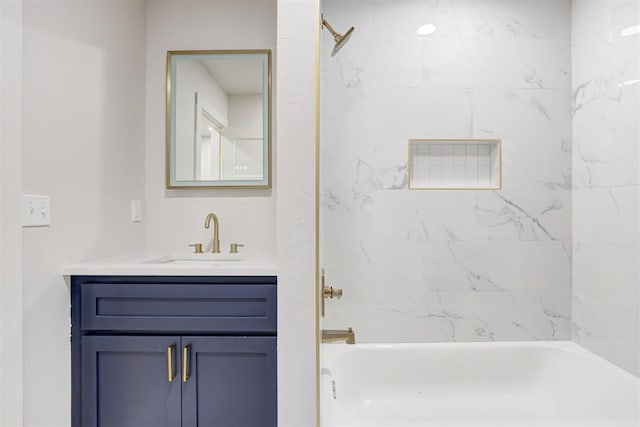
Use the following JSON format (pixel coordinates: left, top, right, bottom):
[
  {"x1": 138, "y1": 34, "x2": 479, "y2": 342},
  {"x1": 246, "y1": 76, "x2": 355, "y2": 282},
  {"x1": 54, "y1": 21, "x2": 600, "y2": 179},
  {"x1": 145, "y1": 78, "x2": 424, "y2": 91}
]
[{"x1": 322, "y1": 328, "x2": 355, "y2": 344}]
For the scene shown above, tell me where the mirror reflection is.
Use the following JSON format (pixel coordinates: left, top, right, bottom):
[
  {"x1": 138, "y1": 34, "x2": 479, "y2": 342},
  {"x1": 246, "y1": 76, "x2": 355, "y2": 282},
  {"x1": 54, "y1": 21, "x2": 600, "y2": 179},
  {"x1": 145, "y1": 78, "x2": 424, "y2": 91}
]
[{"x1": 167, "y1": 50, "x2": 271, "y2": 188}]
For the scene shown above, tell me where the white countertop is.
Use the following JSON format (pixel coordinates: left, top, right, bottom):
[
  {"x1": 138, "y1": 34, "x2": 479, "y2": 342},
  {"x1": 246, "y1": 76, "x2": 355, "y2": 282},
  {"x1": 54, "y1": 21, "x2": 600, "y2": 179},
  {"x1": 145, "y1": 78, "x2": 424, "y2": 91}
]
[{"x1": 62, "y1": 250, "x2": 277, "y2": 277}]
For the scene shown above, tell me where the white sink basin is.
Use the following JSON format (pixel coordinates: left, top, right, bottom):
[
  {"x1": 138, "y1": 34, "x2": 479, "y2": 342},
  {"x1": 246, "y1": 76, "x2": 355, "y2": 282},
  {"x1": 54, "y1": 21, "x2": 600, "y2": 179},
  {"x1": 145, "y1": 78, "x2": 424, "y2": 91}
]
[{"x1": 143, "y1": 253, "x2": 243, "y2": 264}]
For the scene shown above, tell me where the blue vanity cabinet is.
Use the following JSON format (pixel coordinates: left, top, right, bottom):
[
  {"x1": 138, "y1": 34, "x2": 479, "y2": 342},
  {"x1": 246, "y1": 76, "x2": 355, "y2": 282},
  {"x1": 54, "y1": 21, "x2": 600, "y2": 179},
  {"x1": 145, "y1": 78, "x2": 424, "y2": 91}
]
[
  {"x1": 70, "y1": 275, "x2": 277, "y2": 427},
  {"x1": 81, "y1": 335, "x2": 183, "y2": 427},
  {"x1": 181, "y1": 336, "x2": 277, "y2": 426}
]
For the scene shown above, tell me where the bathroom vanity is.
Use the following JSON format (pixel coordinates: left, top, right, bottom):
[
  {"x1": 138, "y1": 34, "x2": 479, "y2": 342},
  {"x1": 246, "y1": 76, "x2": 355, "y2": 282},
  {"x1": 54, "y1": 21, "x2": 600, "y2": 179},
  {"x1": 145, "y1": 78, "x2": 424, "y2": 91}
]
[{"x1": 64, "y1": 252, "x2": 277, "y2": 427}]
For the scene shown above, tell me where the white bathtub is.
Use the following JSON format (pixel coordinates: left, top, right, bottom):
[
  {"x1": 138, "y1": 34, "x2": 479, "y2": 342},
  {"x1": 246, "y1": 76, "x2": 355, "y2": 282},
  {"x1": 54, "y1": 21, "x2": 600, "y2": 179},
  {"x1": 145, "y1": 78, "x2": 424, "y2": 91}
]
[{"x1": 321, "y1": 341, "x2": 640, "y2": 427}]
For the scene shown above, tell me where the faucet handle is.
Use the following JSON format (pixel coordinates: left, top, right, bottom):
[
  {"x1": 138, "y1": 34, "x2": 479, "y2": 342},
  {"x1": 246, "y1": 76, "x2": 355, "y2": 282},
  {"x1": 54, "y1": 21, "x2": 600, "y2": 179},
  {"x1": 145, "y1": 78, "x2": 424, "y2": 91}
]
[
  {"x1": 188, "y1": 243, "x2": 203, "y2": 254},
  {"x1": 229, "y1": 243, "x2": 244, "y2": 253}
]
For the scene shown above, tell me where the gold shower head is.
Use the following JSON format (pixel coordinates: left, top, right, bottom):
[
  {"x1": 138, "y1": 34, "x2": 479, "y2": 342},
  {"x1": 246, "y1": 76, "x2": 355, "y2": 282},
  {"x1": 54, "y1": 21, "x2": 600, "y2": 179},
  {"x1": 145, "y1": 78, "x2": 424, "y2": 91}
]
[{"x1": 322, "y1": 18, "x2": 355, "y2": 57}]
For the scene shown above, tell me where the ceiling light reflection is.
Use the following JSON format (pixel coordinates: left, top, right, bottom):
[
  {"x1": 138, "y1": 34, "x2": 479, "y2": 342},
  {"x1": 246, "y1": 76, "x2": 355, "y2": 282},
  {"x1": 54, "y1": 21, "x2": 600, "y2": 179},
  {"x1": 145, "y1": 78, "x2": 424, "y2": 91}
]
[
  {"x1": 417, "y1": 24, "x2": 437, "y2": 36},
  {"x1": 621, "y1": 24, "x2": 640, "y2": 37}
]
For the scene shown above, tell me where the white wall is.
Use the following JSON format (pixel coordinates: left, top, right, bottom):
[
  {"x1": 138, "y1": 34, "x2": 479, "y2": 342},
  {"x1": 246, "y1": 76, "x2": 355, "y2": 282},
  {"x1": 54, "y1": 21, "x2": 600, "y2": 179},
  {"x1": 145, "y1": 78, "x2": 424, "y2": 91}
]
[
  {"x1": 0, "y1": 1, "x2": 24, "y2": 425},
  {"x1": 21, "y1": 1, "x2": 147, "y2": 425},
  {"x1": 571, "y1": 0, "x2": 640, "y2": 375},
  {"x1": 0, "y1": 4, "x2": 4, "y2": 418},
  {"x1": 175, "y1": 59, "x2": 229, "y2": 181},
  {"x1": 276, "y1": 2, "x2": 319, "y2": 425},
  {"x1": 12, "y1": 2, "x2": 300, "y2": 426},
  {"x1": 321, "y1": 0, "x2": 573, "y2": 342},
  {"x1": 229, "y1": 95, "x2": 263, "y2": 127},
  {"x1": 224, "y1": 95, "x2": 264, "y2": 179},
  {"x1": 144, "y1": 0, "x2": 277, "y2": 254}
]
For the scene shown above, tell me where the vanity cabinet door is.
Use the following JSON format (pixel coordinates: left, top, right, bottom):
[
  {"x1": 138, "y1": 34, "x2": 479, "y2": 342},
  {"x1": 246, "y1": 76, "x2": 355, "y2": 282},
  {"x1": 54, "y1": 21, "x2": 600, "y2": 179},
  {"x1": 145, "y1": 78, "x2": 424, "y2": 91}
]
[
  {"x1": 81, "y1": 336, "x2": 182, "y2": 427},
  {"x1": 181, "y1": 336, "x2": 277, "y2": 427}
]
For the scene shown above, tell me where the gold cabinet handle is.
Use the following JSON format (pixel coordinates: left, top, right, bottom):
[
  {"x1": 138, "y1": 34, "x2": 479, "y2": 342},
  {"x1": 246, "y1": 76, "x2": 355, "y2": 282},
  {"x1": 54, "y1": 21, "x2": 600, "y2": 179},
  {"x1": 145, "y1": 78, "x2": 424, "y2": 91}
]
[
  {"x1": 167, "y1": 345, "x2": 176, "y2": 382},
  {"x1": 182, "y1": 345, "x2": 191, "y2": 382}
]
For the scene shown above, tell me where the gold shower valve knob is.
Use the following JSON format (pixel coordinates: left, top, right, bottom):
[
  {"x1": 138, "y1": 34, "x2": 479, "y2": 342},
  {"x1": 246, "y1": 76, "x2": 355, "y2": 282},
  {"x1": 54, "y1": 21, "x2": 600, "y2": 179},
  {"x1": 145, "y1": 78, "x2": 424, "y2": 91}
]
[{"x1": 323, "y1": 285, "x2": 343, "y2": 299}]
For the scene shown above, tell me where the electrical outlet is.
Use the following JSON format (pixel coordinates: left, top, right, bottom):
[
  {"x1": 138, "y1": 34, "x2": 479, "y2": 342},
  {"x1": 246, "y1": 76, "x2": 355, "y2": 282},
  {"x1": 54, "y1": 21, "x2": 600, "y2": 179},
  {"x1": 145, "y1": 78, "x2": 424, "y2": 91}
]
[{"x1": 23, "y1": 194, "x2": 51, "y2": 227}]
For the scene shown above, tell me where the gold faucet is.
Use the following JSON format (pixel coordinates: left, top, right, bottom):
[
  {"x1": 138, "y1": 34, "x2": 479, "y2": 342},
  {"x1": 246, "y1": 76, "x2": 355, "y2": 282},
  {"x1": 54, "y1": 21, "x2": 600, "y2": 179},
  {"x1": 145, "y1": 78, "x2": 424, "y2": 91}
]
[
  {"x1": 204, "y1": 213, "x2": 221, "y2": 253},
  {"x1": 322, "y1": 328, "x2": 355, "y2": 344}
]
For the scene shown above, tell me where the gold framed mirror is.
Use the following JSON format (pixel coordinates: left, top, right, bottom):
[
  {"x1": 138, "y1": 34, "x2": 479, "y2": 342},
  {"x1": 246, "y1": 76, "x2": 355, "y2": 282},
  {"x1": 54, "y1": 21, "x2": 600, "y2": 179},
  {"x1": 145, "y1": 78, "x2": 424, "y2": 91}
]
[{"x1": 166, "y1": 50, "x2": 271, "y2": 189}]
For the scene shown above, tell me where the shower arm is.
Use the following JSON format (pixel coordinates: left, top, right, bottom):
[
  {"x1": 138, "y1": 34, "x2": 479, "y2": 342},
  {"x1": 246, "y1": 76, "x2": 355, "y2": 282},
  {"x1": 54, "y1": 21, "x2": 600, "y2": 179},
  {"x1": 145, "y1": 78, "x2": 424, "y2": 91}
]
[{"x1": 322, "y1": 19, "x2": 342, "y2": 42}]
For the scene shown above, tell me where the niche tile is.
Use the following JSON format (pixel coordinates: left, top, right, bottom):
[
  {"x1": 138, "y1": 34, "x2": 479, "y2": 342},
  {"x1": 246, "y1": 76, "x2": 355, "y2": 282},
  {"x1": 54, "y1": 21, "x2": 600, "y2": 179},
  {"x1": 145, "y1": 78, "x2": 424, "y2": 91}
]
[{"x1": 409, "y1": 139, "x2": 502, "y2": 189}]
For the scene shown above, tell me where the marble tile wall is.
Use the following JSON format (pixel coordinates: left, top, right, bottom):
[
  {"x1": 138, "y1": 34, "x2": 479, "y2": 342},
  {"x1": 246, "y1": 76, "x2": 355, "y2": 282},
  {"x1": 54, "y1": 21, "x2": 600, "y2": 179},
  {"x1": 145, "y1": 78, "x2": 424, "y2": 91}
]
[
  {"x1": 321, "y1": 0, "x2": 573, "y2": 342},
  {"x1": 571, "y1": 0, "x2": 639, "y2": 375}
]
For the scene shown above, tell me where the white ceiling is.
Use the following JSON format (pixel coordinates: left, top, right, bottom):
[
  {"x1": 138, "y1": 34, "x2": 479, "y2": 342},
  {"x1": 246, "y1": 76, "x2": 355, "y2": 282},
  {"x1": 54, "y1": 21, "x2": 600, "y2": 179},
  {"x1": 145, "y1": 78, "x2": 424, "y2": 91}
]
[{"x1": 201, "y1": 57, "x2": 264, "y2": 95}]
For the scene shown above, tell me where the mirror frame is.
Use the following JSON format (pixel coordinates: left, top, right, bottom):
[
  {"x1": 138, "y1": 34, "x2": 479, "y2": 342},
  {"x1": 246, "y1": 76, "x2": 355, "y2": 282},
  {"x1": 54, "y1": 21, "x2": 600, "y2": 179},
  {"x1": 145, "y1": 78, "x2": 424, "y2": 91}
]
[{"x1": 166, "y1": 49, "x2": 272, "y2": 189}]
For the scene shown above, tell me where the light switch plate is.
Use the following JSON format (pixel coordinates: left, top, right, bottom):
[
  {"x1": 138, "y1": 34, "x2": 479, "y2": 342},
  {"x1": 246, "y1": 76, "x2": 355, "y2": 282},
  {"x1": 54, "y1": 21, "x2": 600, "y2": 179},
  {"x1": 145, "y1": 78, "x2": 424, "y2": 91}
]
[
  {"x1": 22, "y1": 194, "x2": 51, "y2": 227},
  {"x1": 131, "y1": 200, "x2": 142, "y2": 222}
]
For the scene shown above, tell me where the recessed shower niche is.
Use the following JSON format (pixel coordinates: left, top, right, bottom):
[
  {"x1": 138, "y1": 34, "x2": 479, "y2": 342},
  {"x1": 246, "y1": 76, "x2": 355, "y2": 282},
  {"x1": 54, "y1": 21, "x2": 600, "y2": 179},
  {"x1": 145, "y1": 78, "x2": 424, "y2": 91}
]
[{"x1": 408, "y1": 139, "x2": 502, "y2": 190}]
